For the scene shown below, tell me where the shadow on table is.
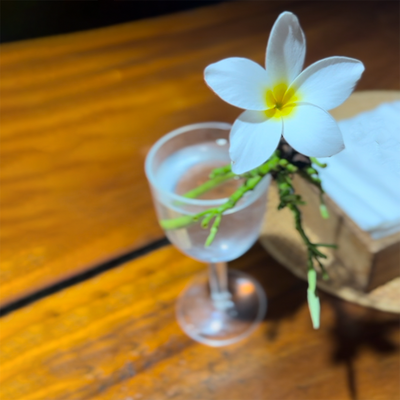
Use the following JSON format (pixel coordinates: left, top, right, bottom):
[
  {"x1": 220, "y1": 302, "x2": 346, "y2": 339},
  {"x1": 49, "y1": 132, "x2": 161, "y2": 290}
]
[
  {"x1": 328, "y1": 299, "x2": 399, "y2": 400},
  {"x1": 230, "y1": 241, "x2": 308, "y2": 340},
  {"x1": 232, "y1": 242, "x2": 399, "y2": 400}
]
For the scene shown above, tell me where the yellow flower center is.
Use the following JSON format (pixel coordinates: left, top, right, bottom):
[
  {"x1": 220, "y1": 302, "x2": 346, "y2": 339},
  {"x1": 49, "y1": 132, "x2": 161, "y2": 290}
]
[{"x1": 264, "y1": 83, "x2": 299, "y2": 119}]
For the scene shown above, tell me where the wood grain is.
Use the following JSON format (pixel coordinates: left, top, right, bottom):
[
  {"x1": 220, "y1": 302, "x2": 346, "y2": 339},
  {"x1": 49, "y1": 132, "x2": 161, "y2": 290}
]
[
  {"x1": 1, "y1": 243, "x2": 398, "y2": 400},
  {"x1": 1, "y1": 1, "x2": 399, "y2": 306}
]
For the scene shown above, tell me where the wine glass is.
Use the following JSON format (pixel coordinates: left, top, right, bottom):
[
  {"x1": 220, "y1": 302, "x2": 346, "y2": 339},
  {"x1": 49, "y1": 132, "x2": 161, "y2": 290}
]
[{"x1": 145, "y1": 122, "x2": 271, "y2": 346}]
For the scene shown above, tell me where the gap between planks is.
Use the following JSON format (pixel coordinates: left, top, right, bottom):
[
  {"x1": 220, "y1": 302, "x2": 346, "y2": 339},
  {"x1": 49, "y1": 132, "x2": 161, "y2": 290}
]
[{"x1": 0, "y1": 237, "x2": 170, "y2": 318}]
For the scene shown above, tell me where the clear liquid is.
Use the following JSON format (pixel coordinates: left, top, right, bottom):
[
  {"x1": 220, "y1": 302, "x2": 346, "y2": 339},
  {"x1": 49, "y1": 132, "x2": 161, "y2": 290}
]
[{"x1": 154, "y1": 140, "x2": 270, "y2": 263}]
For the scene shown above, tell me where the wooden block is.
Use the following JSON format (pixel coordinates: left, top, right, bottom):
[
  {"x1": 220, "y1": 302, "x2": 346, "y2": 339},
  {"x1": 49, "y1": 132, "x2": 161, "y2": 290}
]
[
  {"x1": 260, "y1": 91, "x2": 400, "y2": 312},
  {"x1": 294, "y1": 176, "x2": 400, "y2": 292}
]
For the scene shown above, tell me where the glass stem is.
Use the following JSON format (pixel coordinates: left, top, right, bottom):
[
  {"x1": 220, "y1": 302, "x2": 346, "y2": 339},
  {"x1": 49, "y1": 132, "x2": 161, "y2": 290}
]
[{"x1": 208, "y1": 262, "x2": 234, "y2": 311}]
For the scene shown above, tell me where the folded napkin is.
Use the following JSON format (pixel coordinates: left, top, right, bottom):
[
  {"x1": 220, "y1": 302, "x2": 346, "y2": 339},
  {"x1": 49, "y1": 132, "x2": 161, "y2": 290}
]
[{"x1": 316, "y1": 101, "x2": 400, "y2": 239}]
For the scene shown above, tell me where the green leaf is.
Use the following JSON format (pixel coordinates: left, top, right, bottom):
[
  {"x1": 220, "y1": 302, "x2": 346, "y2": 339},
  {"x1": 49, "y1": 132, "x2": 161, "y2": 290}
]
[{"x1": 307, "y1": 269, "x2": 320, "y2": 329}]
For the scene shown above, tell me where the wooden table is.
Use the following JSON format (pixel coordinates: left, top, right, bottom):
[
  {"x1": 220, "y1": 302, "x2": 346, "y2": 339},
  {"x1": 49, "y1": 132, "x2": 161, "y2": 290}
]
[{"x1": 1, "y1": 1, "x2": 399, "y2": 399}]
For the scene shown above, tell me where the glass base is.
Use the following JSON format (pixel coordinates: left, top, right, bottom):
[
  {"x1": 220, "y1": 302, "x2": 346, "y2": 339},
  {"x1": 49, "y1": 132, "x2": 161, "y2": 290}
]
[{"x1": 176, "y1": 269, "x2": 267, "y2": 347}]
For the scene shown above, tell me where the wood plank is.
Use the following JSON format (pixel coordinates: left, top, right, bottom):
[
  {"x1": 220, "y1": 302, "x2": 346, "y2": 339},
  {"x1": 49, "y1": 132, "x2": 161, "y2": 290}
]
[
  {"x1": 1, "y1": 243, "x2": 398, "y2": 400},
  {"x1": 1, "y1": 1, "x2": 399, "y2": 306}
]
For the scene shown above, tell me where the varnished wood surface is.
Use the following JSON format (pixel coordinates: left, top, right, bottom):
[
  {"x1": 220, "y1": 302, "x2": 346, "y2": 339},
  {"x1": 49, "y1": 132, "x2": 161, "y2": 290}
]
[
  {"x1": 1, "y1": 1, "x2": 399, "y2": 306},
  {"x1": 1, "y1": 243, "x2": 399, "y2": 400}
]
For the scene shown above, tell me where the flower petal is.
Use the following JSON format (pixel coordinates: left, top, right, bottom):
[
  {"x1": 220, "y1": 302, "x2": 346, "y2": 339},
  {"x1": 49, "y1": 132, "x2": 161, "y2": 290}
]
[
  {"x1": 283, "y1": 103, "x2": 344, "y2": 157},
  {"x1": 204, "y1": 58, "x2": 269, "y2": 110},
  {"x1": 265, "y1": 12, "x2": 306, "y2": 85},
  {"x1": 288, "y1": 57, "x2": 365, "y2": 110},
  {"x1": 229, "y1": 110, "x2": 282, "y2": 174}
]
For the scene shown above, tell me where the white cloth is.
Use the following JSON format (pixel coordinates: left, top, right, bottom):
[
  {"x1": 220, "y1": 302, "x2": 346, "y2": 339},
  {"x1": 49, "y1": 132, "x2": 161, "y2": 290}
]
[{"x1": 316, "y1": 101, "x2": 400, "y2": 239}]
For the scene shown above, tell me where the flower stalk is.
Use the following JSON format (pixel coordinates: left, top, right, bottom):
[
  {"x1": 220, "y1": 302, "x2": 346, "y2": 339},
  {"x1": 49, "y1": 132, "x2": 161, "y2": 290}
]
[
  {"x1": 159, "y1": 146, "x2": 335, "y2": 329},
  {"x1": 182, "y1": 171, "x2": 237, "y2": 199}
]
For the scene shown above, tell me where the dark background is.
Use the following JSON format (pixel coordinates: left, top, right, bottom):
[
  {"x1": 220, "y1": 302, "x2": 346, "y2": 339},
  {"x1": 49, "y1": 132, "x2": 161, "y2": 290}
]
[{"x1": 0, "y1": 1, "x2": 223, "y2": 43}]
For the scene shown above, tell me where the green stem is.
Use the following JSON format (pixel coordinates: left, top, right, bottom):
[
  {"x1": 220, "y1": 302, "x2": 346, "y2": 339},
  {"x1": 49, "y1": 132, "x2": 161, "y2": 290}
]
[
  {"x1": 277, "y1": 171, "x2": 329, "y2": 329},
  {"x1": 209, "y1": 164, "x2": 232, "y2": 178},
  {"x1": 310, "y1": 157, "x2": 327, "y2": 168},
  {"x1": 157, "y1": 151, "x2": 335, "y2": 329},
  {"x1": 205, "y1": 214, "x2": 222, "y2": 247},
  {"x1": 160, "y1": 154, "x2": 279, "y2": 232},
  {"x1": 182, "y1": 171, "x2": 237, "y2": 199},
  {"x1": 160, "y1": 215, "x2": 195, "y2": 230},
  {"x1": 299, "y1": 169, "x2": 330, "y2": 219}
]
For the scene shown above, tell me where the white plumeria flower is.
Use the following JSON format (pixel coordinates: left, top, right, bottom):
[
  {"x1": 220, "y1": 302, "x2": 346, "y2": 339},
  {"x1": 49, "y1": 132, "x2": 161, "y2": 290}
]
[{"x1": 204, "y1": 12, "x2": 365, "y2": 174}]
